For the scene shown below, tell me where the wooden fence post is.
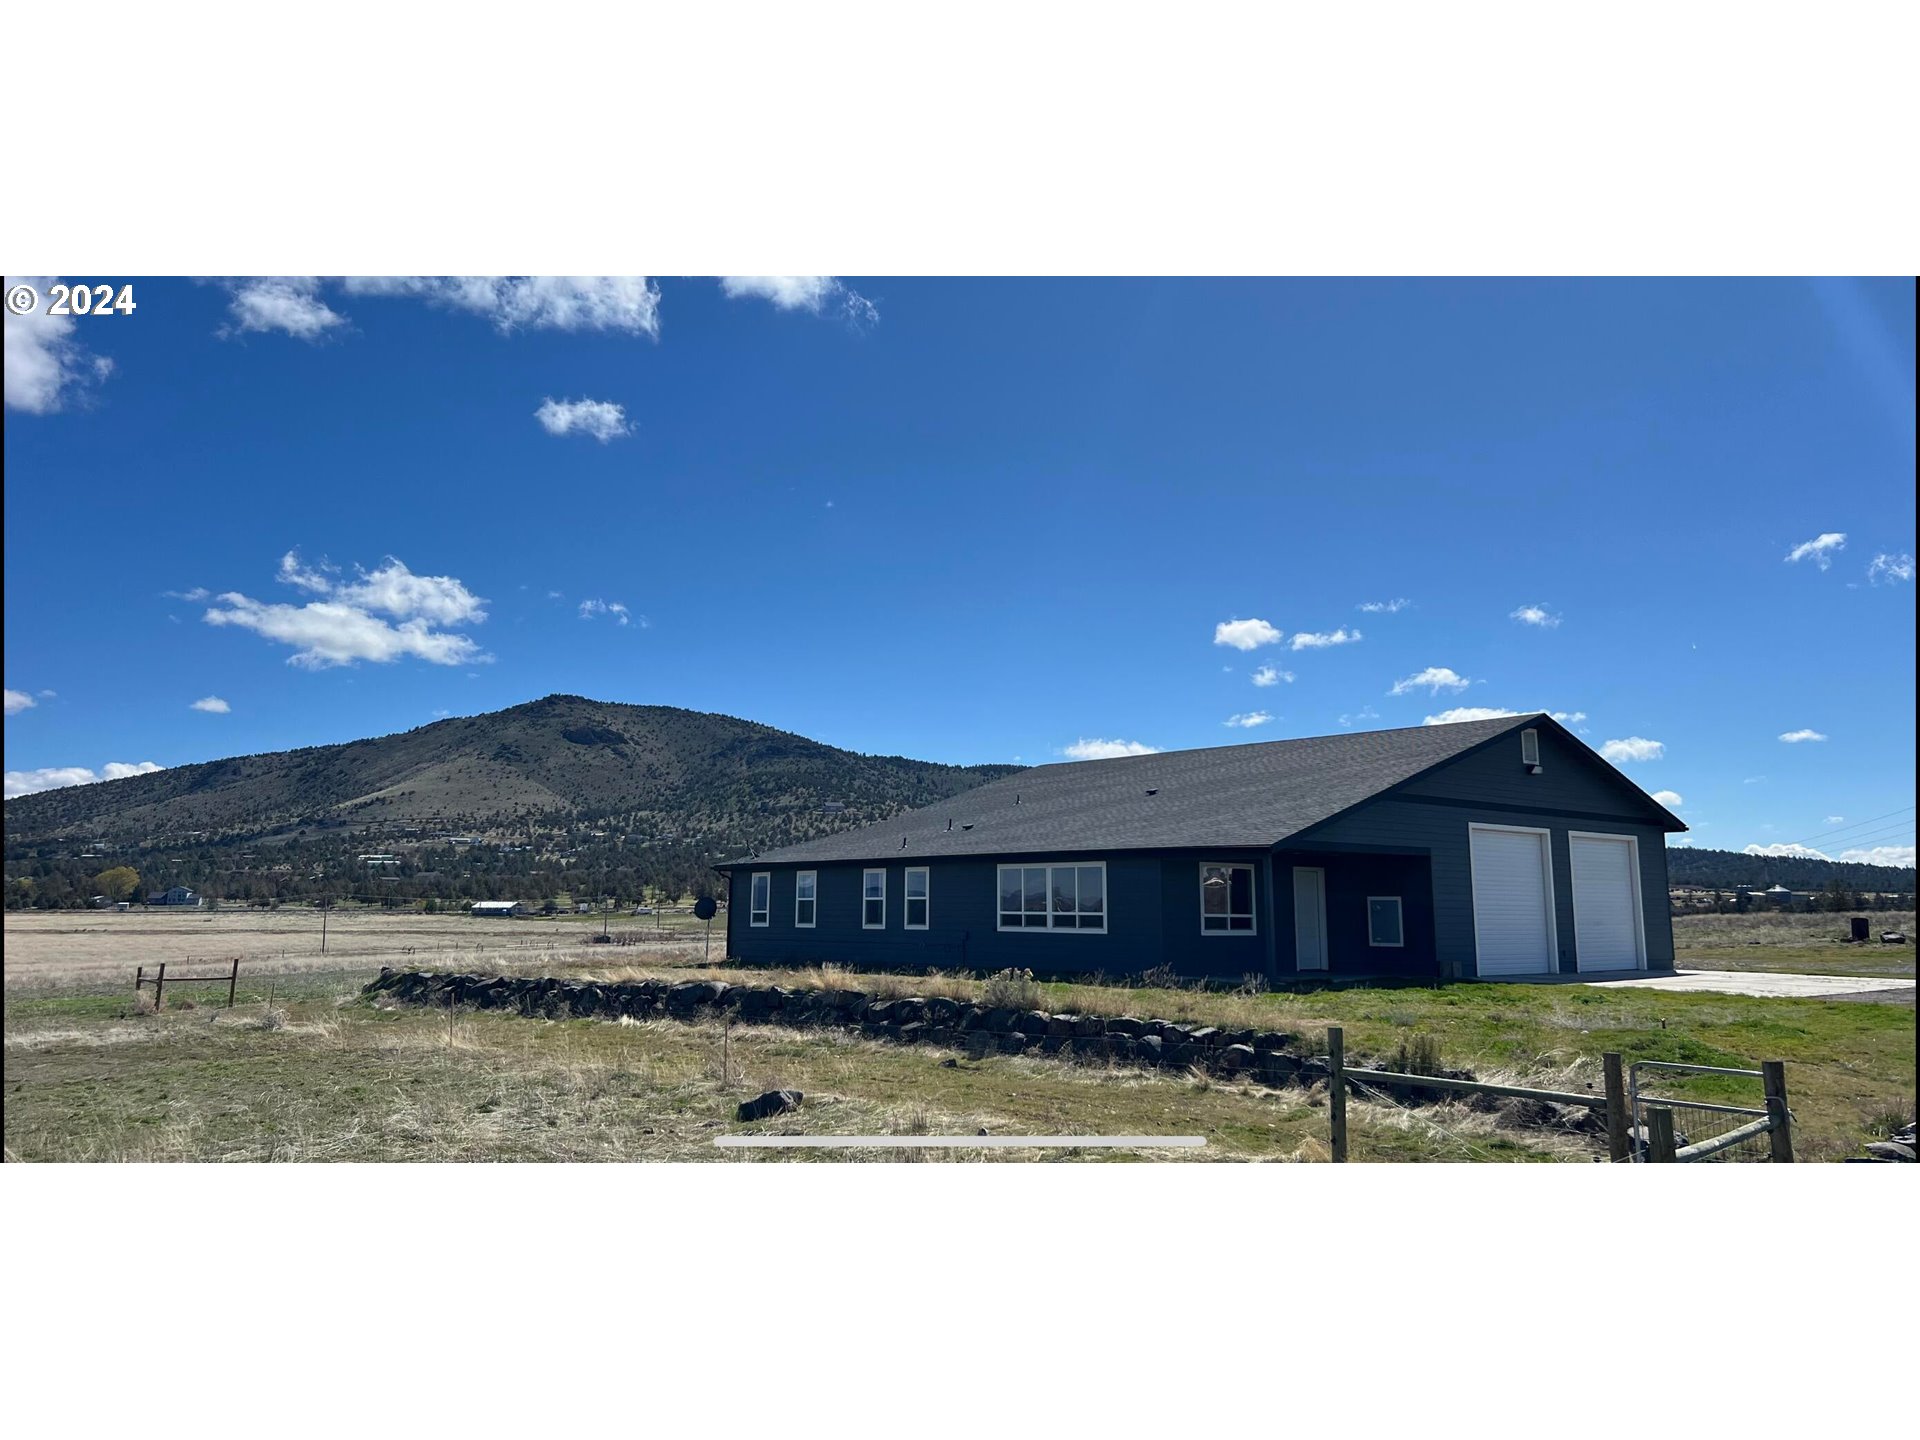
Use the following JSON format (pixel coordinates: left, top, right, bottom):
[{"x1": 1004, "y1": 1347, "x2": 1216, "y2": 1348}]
[
  {"x1": 1761, "y1": 1060, "x2": 1794, "y2": 1163},
  {"x1": 1646, "y1": 1105, "x2": 1677, "y2": 1163},
  {"x1": 227, "y1": 957, "x2": 239, "y2": 1009},
  {"x1": 154, "y1": 961, "x2": 167, "y2": 1012},
  {"x1": 135, "y1": 965, "x2": 144, "y2": 1002},
  {"x1": 1328, "y1": 1025, "x2": 1348, "y2": 1163},
  {"x1": 1602, "y1": 1052, "x2": 1629, "y2": 1163}
]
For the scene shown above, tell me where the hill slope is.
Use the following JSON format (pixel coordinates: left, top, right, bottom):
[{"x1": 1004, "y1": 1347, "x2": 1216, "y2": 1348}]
[{"x1": 3, "y1": 695, "x2": 1021, "y2": 857}]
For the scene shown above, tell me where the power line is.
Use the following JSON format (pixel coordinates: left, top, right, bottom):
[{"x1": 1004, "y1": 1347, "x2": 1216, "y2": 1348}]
[{"x1": 1784, "y1": 805, "x2": 1915, "y2": 849}]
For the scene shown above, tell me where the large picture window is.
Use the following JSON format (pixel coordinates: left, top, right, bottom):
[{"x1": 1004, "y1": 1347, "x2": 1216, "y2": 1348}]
[
  {"x1": 862, "y1": 869, "x2": 886, "y2": 929},
  {"x1": 1200, "y1": 863, "x2": 1255, "y2": 934},
  {"x1": 749, "y1": 872, "x2": 770, "y2": 927},
  {"x1": 794, "y1": 870, "x2": 816, "y2": 928},
  {"x1": 904, "y1": 867, "x2": 929, "y2": 929},
  {"x1": 998, "y1": 862, "x2": 1106, "y2": 932}
]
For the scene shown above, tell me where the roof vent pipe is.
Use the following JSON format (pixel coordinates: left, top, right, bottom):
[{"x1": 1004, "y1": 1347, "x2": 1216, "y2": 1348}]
[{"x1": 946, "y1": 818, "x2": 953, "y2": 831}]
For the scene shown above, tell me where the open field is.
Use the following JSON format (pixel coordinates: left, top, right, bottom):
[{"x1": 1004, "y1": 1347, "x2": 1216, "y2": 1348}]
[
  {"x1": 1673, "y1": 911, "x2": 1916, "y2": 978},
  {"x1": 5, "y1": 910, "x2": 1913, "y2": 1162}
]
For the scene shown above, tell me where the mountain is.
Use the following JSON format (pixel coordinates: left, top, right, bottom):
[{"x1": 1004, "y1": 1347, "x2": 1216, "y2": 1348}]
[
  {"x1": 1666, "y1": 846, "x2": 1915, "y2": 894},
  {"x1": 3, "y1": 696, "x2": 1021, "y2": 903}
]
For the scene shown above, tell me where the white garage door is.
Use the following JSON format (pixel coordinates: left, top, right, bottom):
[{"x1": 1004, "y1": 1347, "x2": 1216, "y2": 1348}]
[
  {"x1": 1470, "y1": 826, "x2": 1556, "y2": 975},
  {"x1": 1571, "y1": 834, "x2": 1644, "y2": 971}
]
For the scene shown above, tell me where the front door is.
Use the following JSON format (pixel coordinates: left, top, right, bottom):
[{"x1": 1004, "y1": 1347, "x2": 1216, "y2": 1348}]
[{"x1": 1293, "y1": 866, "x2": 1328, "y2": 970}]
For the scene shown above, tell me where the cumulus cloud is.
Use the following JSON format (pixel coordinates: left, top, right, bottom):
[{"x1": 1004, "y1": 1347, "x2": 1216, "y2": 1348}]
[
  {"x1": 4, "y1": 689, "x2": 35, "y2": 716},
  {"x1": 5, "y1": 760, "x2": 163, "y2": 799},
  {"x1": 1825, "y1": 815, "x2": 1846, "y2": 825},
  {"x1": 1867, "y1": 552, "x2": 1914, "y2": 585},
  {"x1": 1650, "y1": 790, "x2": 1684, "y2": 808},
  {"x1": 1290, "y1": 627, "x2": 1361, "y2": 650},
  {"x1": 1742, "y1": 842, "x2": 1831, "y2": 860},
  {"x1": 202, "y1": 552, "x2": 488, "y2": 668},
  {"x1": 1062, "y1": 738, "x2": 1159, "y2": 760},
  {"x1": 719, "y1": 276, "x2": 878, "y2": 328},
  {"x1": 222, "y1": 277, "x2": 348, "y2": 340},
  {"x1": 190, "y1": 696, "x2": 231, "y2": 713},
  {"x1": 4, "y1": 276, "x2": 115, "y2": 413},
  {"x1": 1839, "y1": 845, "x2": 1917, "y2": 869},
  {"x1": 1251, "y1": 665, "x2": 1293, "y2": 687},
  {"x1": 1784, "y1": 532, "x2": 1846, "y2": 569},
  {"x1": 1422, "y1": 706, "x2": 1588, "y2": 726},
  {"x1": 1390, "y1": 666, "x2": 1470, "y2": 696},
  {"x1": 535, "y1": 397, "x2": 631, "y2": 442},
  {"x1": 1224, "y1": 711, "x2": 1273, "y2": 729},
  {"x1": 1778, "y1": 729, "x2": 1828, "y2": 743},
  {"x1": 1601, "y1": 737, "x2": 1665, "y2": 763},
  {"x1": 577, "y1": 599, "x2": 633, "y2": 626},
  {"x1": 1213, "y1": 617, "x2": 1282, "y2": 651},
  {"x1": 341, "y1": 276, "x2": 663, "y2": 336},
  {"x1": 1509, "y1": 604, "x2": 1561, "y2": 628},
  {"x1": 1357, "y1": 599, "x2": 1409, "y2": 613}
]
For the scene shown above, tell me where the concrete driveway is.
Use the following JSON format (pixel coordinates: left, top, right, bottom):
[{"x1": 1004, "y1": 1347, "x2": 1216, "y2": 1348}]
[{"x1": 1582, "y1": 969, "x2": 1917, "y2": 1000}]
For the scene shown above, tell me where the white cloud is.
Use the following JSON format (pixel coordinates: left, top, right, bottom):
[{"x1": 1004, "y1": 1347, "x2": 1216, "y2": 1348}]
[
  {"x1": 1357, "y1": 598, "x2": 1409, "y2": 613},
  {"x1": 1839, "y1": 845, "x2": 1917, "y2": 869},
  {"x1": 1390, "y1": 666, "x2": 1471, "y2": 696},
  {"x1": 5, "y1": 760, "x2": 163, "y2": 799},
  {"x1": 223, "y1": 278, "x2": 347, "y2": 340},
  {"x1": 1339, "y1": 706, "x2": 1381, "y2": 728},
  {"x1": 1778, "y1": 729, "x2": 1828, "y2": 744},
  {"x1": 1250, "y1": 665, "x2": 1293, "y2": 687},
  {"x1": 1867, "y1": 552, "x2": 1914, "y2": 585},
  {"x1": 1742, "y1": 842, "x2": 1832, "y2": 861},
  {"x1": 4, "y1": 276, "x2": 114, "y2": 413},
  {"x1": 1062, "y1": 738, "x2": 1159, "y2": 760},
  {"x1": 578, "y1": 599, "x2": 633, "y2": 626},
  {"x1": 535, "y1": 396, "x2": 632, "y2": 442},
  {"x1": 1650, "y1": 790, "x2": 1684, "y2": 808},
  {"x1": 1784, "y1": 532, "x2": 1846, "y2": 569},
  {"x1": 1509, "y1": 604, "x2": 1561, "y2": 628},
  {"x1": 4, "y1": 689, "x2": 35, "y2": 716},
  {"x1": 341, "y1": 276, "x2": 663, "y2": 336},
  {"x1": 719, "y1": 276, "x2": 878, "y2": 328},
  {"x1": 164, "y1": 587, "x2": 211, "y2": 602},
  {"x1": 203, "y1": 552, "x2": 488, "y2": 669},
  {"x1": 189, "y1": 696, "x2": 231, "y2": 713},
  {"x1": 1825, "y1": 815, "x2": 1846, "y2": 825},
  {"x1": 1744, "y1": 775, "x2": 1767, "y2": 785},
  {"x1": 1224, "y1": 711, "x2": 1273, "y2": 729},
  {"x1": 1213, "y1": 617, "x2": 1282, "y2": 651},
  {"x1": 1290, "y1": 627, "x2": 1361, "y2": 650},
  {"x1": 1421, "y1": 706, "x2": 1587, "y2": 727},
  {"x1": 1601, "y1": 737, "x2": 1665, "y2": 763}
]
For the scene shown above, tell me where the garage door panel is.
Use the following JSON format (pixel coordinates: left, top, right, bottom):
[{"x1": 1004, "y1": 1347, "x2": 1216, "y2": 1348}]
[
  {"x1": 1470, "y1": 827, "x2": 1555, "y2": 976},
  {"x1": 1572, "y1": 834, "x2": 1642, "y2": 971}
]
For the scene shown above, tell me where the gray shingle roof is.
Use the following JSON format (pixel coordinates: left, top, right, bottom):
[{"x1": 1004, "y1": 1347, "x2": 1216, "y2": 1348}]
[{"x1": 723, "y1": 714, "x2": 1548, "y2": 867}]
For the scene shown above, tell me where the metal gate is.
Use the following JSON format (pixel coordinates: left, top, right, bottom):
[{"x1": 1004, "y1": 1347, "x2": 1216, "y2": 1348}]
[{"x1": 1628, "y1": 1060, "x2": 1793, "y2": 1162}]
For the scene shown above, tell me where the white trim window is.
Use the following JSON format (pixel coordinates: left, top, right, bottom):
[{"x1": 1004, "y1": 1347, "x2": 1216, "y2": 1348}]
[
  {"x1": 862, "y1": 869, "x2": 886, "y2": 929},
  {"x1": 1367, "y1": 896, "x2": 1405, "y2": 948},
  {"x1": 794, "y1": 870, "x2": 817, "y2": 928},
  {"x1": 749, "y1": 872, "x2": 771, "y2": 927},
  {"x1": 1521, "y1": 727, "x2": 1541, "y2": 770},
  {"x1": 998, "y1": 862, "x2": 1107, "y2": 932},
  {"x1": 904, "y1": 866, "x2": 930, "y2": 929},
  {"x1": 1200, "y1": 862, "x2": 1256, "y2": 934}
]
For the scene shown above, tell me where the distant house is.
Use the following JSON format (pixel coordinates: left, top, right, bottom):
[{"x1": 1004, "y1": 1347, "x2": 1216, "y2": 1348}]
[
  {"x1": 469, "y1": 900, "x2": 522, "y2": 918},
  {"x1": 719, "y1": 714, "x2": 1685, "y2": 982},
  {"x1": 145, "y1": 886, "x2": 201, "y2": 907},
  {"x1": 1763, "y1": 884, "x2": 1796, "y2": 906}
]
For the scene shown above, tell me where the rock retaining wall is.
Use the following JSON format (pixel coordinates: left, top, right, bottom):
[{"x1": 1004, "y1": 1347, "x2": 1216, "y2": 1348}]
[{"x1": 363, "y1": 968, "x2": 1328, "y2": 1086}]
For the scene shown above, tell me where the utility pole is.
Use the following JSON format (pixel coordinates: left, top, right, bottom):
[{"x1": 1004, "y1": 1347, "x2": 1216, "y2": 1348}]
[{"x1": 321, "y1": 896, "x2": 329, "y2": 955}]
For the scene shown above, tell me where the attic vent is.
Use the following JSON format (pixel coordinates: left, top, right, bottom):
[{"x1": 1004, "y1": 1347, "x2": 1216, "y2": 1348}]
[
  {"x1": 961, "y1": 823, "x2": 974, "y2": 830},
  {"x1": 1145, "y1": 787, "x2": 1159, "y2": 796},
  {"x1": 1520, "y1": 727, "x2": 1542, "y2": 772}
]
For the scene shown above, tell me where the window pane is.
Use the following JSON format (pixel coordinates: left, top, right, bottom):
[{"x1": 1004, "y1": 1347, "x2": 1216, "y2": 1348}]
[
  {"x1": 1000, "y1": 868, "x2": 1022, "y2": 913},
  {"x1": 1369, "y1": 898, "x2": 1403, "y2": 946},
  {"x1": 798, "y1": 899, "x2": 815, "y2": 925},
  {"x1": 1024, "y1": 868, "x2": 1047, "y2": 914},
  {"x1": 907, "y1": 897, "x2": 927, "y2": 927},
  {"x1": 907, "y1": 869, "x2": 927, "y2": 899},
  {"x1": 1202, "y1": 915, "x2": 1227, "y2": 931},
  {"x1": 864, "y1": 871, "x2": 884, "y2": 899},
  {"x1": 865, "y1": 899, "x2": 883, "y2": 926},
  {"x1": 1229, "y1": 867, "x2": 1252, "y2": 916},
  {"x1": 1077, "y1": 867, "x2": 1104, "y2": 914},
  {"x1": 1229, "y1": 915, "x2": 1252, "y2": 932},
  {"x1": 751, "y1": 875, "x2": 769, "y2": 909},
  {"x1": 1202, "y1": 866, "x2": 1228, "y2": 916},
  {"x1": 1052, "y1": 867, "x2": 1077, "y2": 916},
  {"x1": 797, "y1": 873, "x2": 815, "y2": 900}
]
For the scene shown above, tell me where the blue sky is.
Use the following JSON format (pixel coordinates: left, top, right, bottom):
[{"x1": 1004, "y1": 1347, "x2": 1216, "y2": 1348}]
[{"x1": 3, "y1": 276, "x2": 1914, "y2": 864}]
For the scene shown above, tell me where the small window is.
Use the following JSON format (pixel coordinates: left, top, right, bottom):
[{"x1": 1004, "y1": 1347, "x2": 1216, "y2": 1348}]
[
  {"x1": 862, "y1": 869, "x2": 886, "y2": 929},
  {"x1": 1520, "y1": 727, "x2": 1541, "y2": 770},
  {"x1": 749, "y1": 872, "x2": 771, "y2": 927},
  {"x1": 997, "y1": 862, "x2": 1106, "y2": 932},
  {"x1": 1368, "y1": 896, "x2": 1404, "y2": 948},
  {"x1": 794, "y1": 870, "x2": 817, "y2": 928},
  {"x1": 904, "y1": 867, "x2": 929, "y2": 929},
  {"x1": 1200, "y1": 863, "x2": 1256, "y2": 934}
]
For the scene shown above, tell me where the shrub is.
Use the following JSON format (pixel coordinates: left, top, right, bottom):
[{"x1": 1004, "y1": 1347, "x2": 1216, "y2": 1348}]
[
  {"x1": 1389, "y1": 1033, "x2": 1443, "y2": 1076},
  {"x1": 981, "y1": 967, "x2": 1040, "y2": 1010}
]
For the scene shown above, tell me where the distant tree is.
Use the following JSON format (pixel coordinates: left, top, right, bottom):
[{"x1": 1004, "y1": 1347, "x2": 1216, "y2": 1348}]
[{"x1": 93, "y1": 866, "x2": 140, "y2": 904}]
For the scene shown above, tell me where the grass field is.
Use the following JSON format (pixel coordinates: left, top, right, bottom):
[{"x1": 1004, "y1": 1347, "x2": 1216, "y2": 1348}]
[
  {"x1": 1673, "y1": 910, "x2": 1915, "y2": 977},
  {"x1": 4, "y1": 909, "x2": 1912, "y2": 1163}
]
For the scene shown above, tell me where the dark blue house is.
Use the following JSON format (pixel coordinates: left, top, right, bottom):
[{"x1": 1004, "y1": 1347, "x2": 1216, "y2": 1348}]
[{"x1": 717, "y1": 714, "x2": 1685, "y2": 982}]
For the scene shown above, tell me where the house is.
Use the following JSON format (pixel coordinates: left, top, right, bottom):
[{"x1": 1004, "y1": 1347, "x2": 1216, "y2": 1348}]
[
  {"x1": 145, "y1": 886, "x2": 201, "y2": 907},
  {"x1": 469, "y1": 900, "x2": 522, "y2": 917},
  {"x1": 716, "y1": 714, "x2": 1685, "y2": 981}
]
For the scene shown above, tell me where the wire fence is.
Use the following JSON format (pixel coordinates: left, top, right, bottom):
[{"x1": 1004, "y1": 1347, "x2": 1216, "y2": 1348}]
[{"x1": 1629, "y1": 1060, "x2": 1790, "y2": 1162}]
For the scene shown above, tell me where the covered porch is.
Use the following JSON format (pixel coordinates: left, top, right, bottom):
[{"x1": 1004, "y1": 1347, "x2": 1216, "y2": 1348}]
[{"x1": 1270, "y1": 846, "x2": 1437, "y2": 979}]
